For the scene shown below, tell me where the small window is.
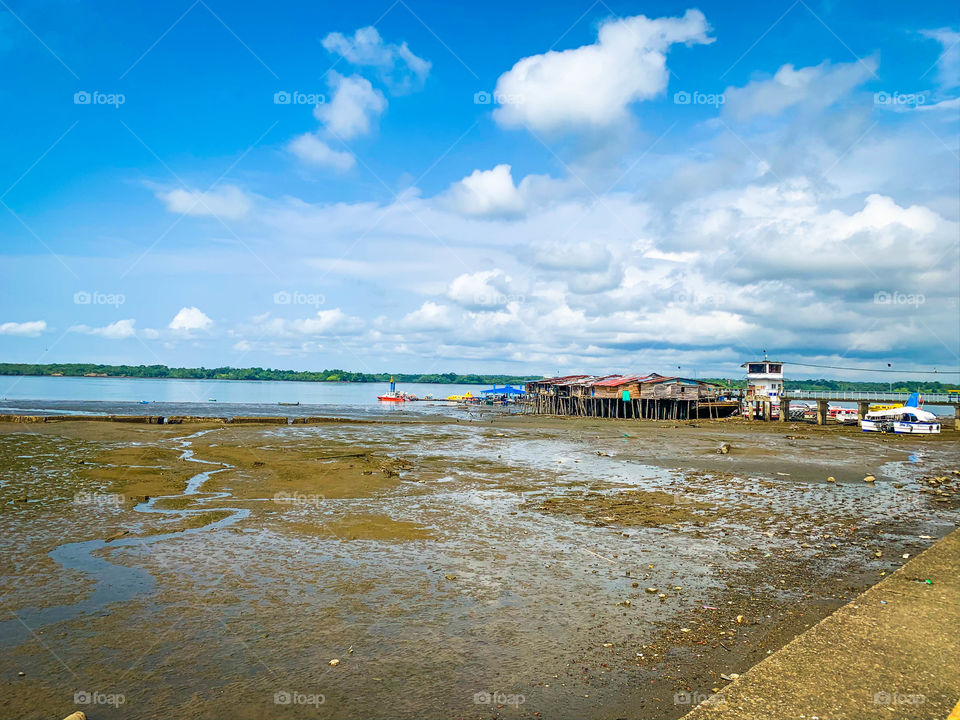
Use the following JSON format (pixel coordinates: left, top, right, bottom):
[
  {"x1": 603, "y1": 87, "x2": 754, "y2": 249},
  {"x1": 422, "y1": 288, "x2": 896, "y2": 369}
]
[
  {"x1": 747, "y1": 363, "x2": 764, "y2": 374},
  {"x1": 768, "y1": 364, "x2": 782, "y2": 373}
]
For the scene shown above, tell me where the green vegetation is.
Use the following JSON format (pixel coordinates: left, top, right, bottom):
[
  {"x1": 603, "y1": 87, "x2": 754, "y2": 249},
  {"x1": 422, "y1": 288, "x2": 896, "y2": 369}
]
[
  {"x1": 0, "y1": 363, "x2": 540, "y2": 386},
  {"x1": 702, "y1": 377, "x2": 960, "y2": 392},
  {"x1": 1, "y1": 364, "x2": 955, "y2": 391}
]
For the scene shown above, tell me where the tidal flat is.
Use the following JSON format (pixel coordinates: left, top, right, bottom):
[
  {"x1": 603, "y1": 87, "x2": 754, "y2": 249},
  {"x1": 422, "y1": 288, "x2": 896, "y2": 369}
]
[{"x1": 1, "y1": 415, "x2": 957, "y2": 719}]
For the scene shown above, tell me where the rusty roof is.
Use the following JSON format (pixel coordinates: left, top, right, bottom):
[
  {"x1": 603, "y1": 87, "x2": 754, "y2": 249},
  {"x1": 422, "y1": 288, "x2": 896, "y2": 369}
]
[{"x1": 591, "y1": 374, "x2": 655, "y2": 387}]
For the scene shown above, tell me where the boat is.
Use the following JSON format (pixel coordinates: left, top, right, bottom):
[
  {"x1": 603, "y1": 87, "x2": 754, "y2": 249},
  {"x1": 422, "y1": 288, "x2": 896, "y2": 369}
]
[
  {"x1": 208, "y1": 398, "x2": 217, "y2": 402},
  {"x1": 828, "y1": 405, "x2": 859, "y2": 424},
  {"x1": 860, "y1": 393, "x2": 940, "y2": 434},
  {"x1": 377, "y1": 393, "x2": 406, "y2": 402},
  {"x1": 278, "y1": 401, "x2": 300, "y2": 406}
]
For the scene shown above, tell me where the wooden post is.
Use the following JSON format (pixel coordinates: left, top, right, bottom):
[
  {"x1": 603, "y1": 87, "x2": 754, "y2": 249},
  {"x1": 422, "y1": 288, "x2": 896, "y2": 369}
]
[
  {"x1": 780, "y1": 398, "x2": 790, "y2": 422},
  {"x1": 857, "y1": 401, "x2": 870, "y2": 421}
]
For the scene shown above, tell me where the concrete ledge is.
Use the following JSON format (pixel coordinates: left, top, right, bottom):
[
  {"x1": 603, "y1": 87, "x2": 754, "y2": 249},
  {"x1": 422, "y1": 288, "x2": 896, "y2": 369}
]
[{"x1": 683, "y1": 529, "x2": 960, "y2": 720}]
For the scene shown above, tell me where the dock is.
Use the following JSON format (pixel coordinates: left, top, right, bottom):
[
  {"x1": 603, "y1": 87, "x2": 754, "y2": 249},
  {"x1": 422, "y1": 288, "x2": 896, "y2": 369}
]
[{"x1": 743, "y1": 390, "x2": 960, "y2": 428}]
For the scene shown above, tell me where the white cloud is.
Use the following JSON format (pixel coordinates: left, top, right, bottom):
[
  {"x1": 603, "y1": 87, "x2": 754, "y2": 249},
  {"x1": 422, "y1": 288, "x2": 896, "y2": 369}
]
[
  {"x1": 400, "y1": 301, "x2": 457, "y2": 331},
  {"x1": 70, "y1": 319, "x2": 136, "y2": 339},
  {"x1": 723, "y1": 58, "x2": 877, "y2": 121},
  {"x1": 244, "y1": 309, "x2": 363, "y2": 337},
  {"x1": 445, "y1": 164, "x2": 526, "y2": 218},
  {"x1": 493, "y1": 9, "x2": 713, "y2": 132},
  {"x1": 920, "y1": 28, "x2": 960, "y2": 91},
  {"x1": 0, "y1": 320, "x2": 46, "y2": 336},
  {"x1": 157, "y1": 184, "x2": 251, "y2": 219},
  {"x1": 169, "y1": 307, "x2": 213, "y2": 332},
  {"x1": 322, "y1": 26, "x2": 430, "y2": 93},
  {"x1": 315, "y1": 72, "x2": 387, "y2": 140},
  {"x1": 288, "y1": 133, "x2": 355, "y2": 170},
  {"x1": 447, "y1": 269, "x2": 521, "y2": 310}
]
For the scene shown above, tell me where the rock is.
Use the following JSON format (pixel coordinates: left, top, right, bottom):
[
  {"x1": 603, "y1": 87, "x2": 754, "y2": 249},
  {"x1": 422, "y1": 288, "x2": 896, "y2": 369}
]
[
  {"x1": 17, "y1": 671, "x2": 24, "y2": 676},
  {"x1": 631, "y1": 582, "x2": 639, "y2": 588},
  {"x1": 735, "y1": 615, "x2": 744, "y2": 624},
  {"x1": 645, "y1": 587, "x2": 658, "y2": 593},
  {"x1": 863, "y1": 475, "x2": 876, "y2": 483},
  {"x1": 444, "y1": 574, "x2": 457, "y2": 581},
  {"x1": 718, "y1": 443, "x2": 732, "y2": 455},
  {"x1": 328, "y1": 658, "x2": 340, "y2": 666},
  {"x1": 827, "y1": 476, "x2": 835, "y2": 483},
  {"x1": 623, "y1": 599, "x2": 631, "y2": 607},
  {"x1": 63, "y1": 714, "x2": 86, "y2": 720},
  {"x1": 104, "y1": 530, "x2": 129, "y2": 542}
]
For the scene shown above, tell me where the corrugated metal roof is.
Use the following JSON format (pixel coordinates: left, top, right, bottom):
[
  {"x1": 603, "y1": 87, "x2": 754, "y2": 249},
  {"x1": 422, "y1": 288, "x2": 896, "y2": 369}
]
[
  {"x1": 530, "y1": 375, "x2": 591, "y2": 385},
  {"x1": 592, "y1": 374, "x2": 654, "y2": 387}
]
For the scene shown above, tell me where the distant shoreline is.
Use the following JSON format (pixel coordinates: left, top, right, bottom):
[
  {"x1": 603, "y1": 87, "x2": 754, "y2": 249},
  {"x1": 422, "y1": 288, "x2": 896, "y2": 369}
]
[
  {"x1": 0, "y1": 364, "x2": 956, "y2": 392},
  {"x1": 0, "y1": 363, "x2": 538, "y2": 386}
]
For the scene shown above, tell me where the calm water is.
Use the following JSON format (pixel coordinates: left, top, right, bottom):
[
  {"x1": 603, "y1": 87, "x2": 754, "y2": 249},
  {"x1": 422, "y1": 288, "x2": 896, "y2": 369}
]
[{"x1": 0, "y1": 376, "x2": 505, "y2": 418}]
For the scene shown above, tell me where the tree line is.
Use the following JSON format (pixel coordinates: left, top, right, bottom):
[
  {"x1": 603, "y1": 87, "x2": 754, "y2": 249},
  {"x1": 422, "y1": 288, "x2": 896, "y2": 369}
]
[
  {"x1": 0, "y1": 363, "x2": 540, "y2": 386},
  {"x1": 0, "y1": 364, "x2": 954, "y2": 391}
]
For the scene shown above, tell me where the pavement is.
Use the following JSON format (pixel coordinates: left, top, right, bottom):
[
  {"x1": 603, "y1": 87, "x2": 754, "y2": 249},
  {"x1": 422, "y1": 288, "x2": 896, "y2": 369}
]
[{"x1": 682, "y1": 528, "x2": 960, "y2": 720}]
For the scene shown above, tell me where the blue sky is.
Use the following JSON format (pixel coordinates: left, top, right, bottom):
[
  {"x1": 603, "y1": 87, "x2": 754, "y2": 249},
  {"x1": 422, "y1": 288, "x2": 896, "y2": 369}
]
[{"x1": 1, "y1": 0, "x2": 957, "y2": 379}]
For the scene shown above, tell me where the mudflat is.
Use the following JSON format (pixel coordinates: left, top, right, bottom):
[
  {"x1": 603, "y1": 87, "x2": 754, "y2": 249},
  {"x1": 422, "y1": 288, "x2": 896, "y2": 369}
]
[{"x1": 0, "y1": 415, "x2": 957, "y2": 719}]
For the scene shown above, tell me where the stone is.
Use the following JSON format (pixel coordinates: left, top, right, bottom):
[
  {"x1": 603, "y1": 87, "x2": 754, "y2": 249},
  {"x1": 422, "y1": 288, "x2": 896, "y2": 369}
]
[
  {"x1": 328, "y1": 658, "x2": 340, "y2": 666},
  {"x1": 827, "y1": 476, "x2": 836, "y2": 483},
  {"x1": 864, "y1": 475, "x2": 876, "y2": 483}
]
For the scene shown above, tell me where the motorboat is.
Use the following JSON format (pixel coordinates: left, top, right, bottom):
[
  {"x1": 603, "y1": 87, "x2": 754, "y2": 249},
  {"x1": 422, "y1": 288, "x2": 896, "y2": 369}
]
[
  {"x1": 860, "y1": 393, "x2": 940, "y2": 434},
  {"x1": 828, "y1": 405, "x2": 859, "y2": 424}
]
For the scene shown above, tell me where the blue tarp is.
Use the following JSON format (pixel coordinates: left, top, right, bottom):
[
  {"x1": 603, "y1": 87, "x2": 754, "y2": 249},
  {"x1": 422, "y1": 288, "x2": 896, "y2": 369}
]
[{"x1": 480, "y1": 385, "x2": 526, "y2": 395}]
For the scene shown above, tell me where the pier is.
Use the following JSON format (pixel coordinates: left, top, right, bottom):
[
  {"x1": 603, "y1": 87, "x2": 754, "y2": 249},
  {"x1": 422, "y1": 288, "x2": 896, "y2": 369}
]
[{"x1": 743, "y1": 390, "x2": 960, "y2": 429}]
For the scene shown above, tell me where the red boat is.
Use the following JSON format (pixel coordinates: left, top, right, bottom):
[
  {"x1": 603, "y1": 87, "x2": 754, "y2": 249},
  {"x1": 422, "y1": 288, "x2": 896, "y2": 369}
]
[{"x1": 377, "y1": 393, "x2": 405, "y2": 402}]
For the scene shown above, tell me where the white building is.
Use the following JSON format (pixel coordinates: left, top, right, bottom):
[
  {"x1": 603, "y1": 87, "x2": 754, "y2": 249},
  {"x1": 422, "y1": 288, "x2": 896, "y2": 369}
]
[{"x1": 741, "y1": 360, "x2": 784, "y2": 399}]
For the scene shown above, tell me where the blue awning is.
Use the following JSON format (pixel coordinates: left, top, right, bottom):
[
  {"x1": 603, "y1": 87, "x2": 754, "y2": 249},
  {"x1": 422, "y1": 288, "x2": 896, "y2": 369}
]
[{"x1": 480, "y1": 385, "x2": 526, "y2": 395}]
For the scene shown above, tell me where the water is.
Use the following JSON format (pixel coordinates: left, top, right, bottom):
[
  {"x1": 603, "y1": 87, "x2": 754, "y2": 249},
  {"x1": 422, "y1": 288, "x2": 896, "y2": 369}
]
[{"x1": 0, "y1": 375, "x2": 503, "y2": 418}]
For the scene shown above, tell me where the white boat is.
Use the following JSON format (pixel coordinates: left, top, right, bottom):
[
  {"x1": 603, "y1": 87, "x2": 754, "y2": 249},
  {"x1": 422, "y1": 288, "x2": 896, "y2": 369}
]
[{"x1": 860, "y1": 393, "x2": 940, "y2": 434}]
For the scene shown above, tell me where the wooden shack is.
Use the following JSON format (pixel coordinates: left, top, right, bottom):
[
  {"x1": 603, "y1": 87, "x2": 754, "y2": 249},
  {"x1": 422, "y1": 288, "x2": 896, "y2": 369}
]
[{"x1": 524, "y1": 372, "x2": 725, "y2": 420}]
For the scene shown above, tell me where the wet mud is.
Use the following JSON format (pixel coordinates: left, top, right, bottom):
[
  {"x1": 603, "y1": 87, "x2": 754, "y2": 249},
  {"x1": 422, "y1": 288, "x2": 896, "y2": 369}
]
[{"x1": 0, "y1": 416, "x2": 957, "y2": 719}]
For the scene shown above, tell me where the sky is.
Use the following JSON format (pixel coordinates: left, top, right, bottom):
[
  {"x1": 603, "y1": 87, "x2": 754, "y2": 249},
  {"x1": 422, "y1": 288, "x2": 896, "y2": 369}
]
[{"x1": 0, "y1": 0, "x2": 958, "y2": 380}]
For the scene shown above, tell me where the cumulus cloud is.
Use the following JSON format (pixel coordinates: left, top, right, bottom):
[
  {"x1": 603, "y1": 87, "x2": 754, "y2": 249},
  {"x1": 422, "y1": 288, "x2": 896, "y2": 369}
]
[
  {"x1": 445, "y1": 164, "x2": 526, "y2": 218},
  {"x1": 169, "y1": 306, "x2": 213, "y2": 332},
  {"x1": 157, "y1": 184, "x2": 251, "y2": 219},
  {"x1": 245, "y1": 309, "x2": 363, "y2": 337},
  {"x1": 0, "y1": 320, "x2": 46, "y2": 336},
  {"x1": 322, "y1": 26, "x2": 430, "y2": 94},
  {"x1": 723, "y1": 58, "x2": 877, "y2": 122},
  {"x1": 493, "y1": 9, "x2": 713, "y2": 132},
  {"x1": 315, "y1": 72, "x2": 387, "y2": 140},
  {"x1": 447, "y1": 269, "x2": 523, "y2": 310},
  {"x1": 287, "y1": 133, "x2": 355, "y2": 170},
  {"x1": 400, "y1": 301, "x2": 457, "y2": 331},
  {"x1": 70, "y1": 319, "x2": 137, "y2": 339}
]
